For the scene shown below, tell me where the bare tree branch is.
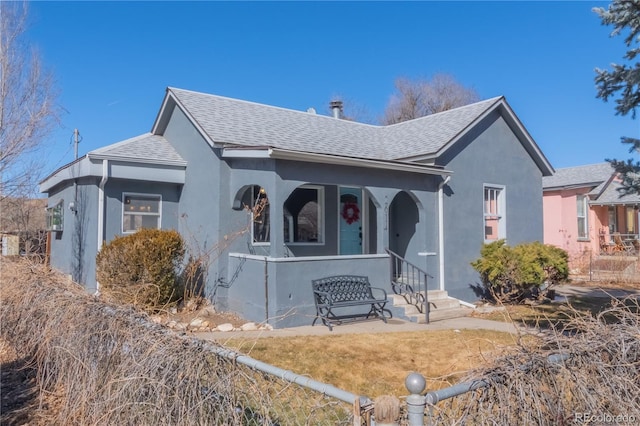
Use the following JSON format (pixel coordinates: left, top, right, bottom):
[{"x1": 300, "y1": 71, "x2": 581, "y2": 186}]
[
  {"x1": 0, "y1": 1, "x2": 60, "y2": 199},
  {"x1": 382, "y1": 73, "x2": 479, "y2": 125}
]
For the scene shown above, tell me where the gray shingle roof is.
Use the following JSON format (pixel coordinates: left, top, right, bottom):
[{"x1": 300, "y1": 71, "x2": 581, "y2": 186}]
[
  {"x1": 542, "y1": 162, "x2": 640, "y2": 204},
  {"x1": 381, "y1": 97, "x2": 504, "y2": 159},
  {"x1": 542, "y1": 163, "x2": 614, "y2": 190},
  {"x1": 167, "y1": 87, "x2": 503, "y2": 161},
  {"x1": 592, "y1": 178, "x2": 640, "y2": 205},
  {"x1": 89, "y1": 133, "x2": 186, "y2": 165}
]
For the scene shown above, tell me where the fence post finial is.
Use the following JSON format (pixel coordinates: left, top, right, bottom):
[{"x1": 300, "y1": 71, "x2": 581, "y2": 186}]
[{"x1": 405, "y1": 372, "x2": 427, "y2": 426}]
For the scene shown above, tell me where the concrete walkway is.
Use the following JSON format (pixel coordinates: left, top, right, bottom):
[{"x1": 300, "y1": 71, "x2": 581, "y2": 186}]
[
  {"x1": 196, "y1": 283, "x2": 640, "y2": 342},
  {"x1": 197, "y1": 315, "x2": 523, "y2": 341},
  {"x1": 554, "y1": 283, "x2": 640, "y2": 300}
]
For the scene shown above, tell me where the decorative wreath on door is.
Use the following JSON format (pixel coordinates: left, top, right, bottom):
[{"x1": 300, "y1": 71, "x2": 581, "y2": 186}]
[{"x1": 341, "y1": 202, "x2": 360, "y2": 225}]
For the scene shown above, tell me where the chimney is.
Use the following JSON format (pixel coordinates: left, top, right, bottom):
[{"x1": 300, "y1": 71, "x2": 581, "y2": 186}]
[{"x1": 329, "y1": 100, "x2": 343, "y2": 119}]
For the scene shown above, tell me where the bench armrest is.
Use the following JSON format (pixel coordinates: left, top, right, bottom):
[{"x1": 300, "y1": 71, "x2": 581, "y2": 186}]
[
  {"x1": 313, "y1": 289, "x2": 333, "y2": 305},
  {"x1": 369, "y1": 286, "x2": 388, "y2": 300}
]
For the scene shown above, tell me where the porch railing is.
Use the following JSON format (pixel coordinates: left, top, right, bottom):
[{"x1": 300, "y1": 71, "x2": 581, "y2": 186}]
[
  {"x1": 599, "y1": 232, "x2": 639, "y2": 255},
  {"x1": 386, "y1": 249, "x2": 430, "y2": 323}
]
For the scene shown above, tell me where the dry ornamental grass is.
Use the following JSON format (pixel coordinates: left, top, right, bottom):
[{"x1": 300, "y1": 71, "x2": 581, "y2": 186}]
[
  {"x1": 2, "y1": 257, "x2": 640, "y2": 425},
  {"x1": 0, "y1": 258, "x2": 353, "y2": 425}
]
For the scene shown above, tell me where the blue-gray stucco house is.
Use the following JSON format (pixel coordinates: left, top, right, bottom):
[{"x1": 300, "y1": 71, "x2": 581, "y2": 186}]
[{"x1": 40, "y1": 87, "x2": 554, "y2": 328}]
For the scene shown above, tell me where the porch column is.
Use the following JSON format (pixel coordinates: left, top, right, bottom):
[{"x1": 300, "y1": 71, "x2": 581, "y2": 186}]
[
  {"x1": 380, "y1": 195, "x2": 390, "y2": 253},
  {"x1": 268, "y1": 183, "x2": 285, "y2": 258},
  {"x1": 366, "y1": 189, "x2": 392, "y2": 254}
]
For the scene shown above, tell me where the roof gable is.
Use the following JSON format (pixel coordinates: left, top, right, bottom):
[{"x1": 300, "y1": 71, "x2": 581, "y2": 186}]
[
  {"x1": 151, "y1": 87, "x2": 553, "y2": 176},
  {"x1": 155, "y1": 88, "x2": 391, "y2": 160}
]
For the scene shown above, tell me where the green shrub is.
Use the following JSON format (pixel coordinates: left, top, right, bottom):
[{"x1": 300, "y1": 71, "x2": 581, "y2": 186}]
[
  {"x1": 471, "y1": 240, "x2": 568, "y2": 303},
  {"x1": 96, "y1": 228, "x2": 185, "y2": 311}
]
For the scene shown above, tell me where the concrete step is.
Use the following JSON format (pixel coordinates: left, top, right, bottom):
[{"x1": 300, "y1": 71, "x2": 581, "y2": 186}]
[
  {"x1": 428, "y1": 297, "x2": 461, "y2": 310},
  {"x1": 425, "y1": 290, "x2": 450, "y2": 301},
  {"x1": 390, "y1": 290, "x2": 448, "y2": 303},
  {"x1": 389, "y1": 289, "x2": 473, "y2": 323}
]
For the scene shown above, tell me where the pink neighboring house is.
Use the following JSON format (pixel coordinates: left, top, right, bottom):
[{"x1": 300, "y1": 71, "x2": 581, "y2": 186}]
[{"x1": 543, "y1": 163, "x2": 640, "y2": 266}]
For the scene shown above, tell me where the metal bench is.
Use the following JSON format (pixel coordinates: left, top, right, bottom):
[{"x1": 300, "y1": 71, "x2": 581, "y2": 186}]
[{"x1": 311, "y1": 275, "x2": 391, "y2": 331}]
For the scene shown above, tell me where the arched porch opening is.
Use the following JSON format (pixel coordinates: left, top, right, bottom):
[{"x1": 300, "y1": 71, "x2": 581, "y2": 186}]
[
  {"x1": 388, "y1": 190, "x2": 421, "y2": 258},
  {"x1": 233, "y1": 184, "x2": 270, "y2": 245}
]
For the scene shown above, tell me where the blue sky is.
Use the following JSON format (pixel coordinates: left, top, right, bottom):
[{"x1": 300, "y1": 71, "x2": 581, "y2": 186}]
[{"x1": 27, "y1": 1, "x2": 639, "y2": 173}]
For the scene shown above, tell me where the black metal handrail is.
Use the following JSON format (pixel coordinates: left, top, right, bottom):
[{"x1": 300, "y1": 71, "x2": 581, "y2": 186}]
[{"x1": 386, "y1": 249, "x2": 431, "y2": 323}]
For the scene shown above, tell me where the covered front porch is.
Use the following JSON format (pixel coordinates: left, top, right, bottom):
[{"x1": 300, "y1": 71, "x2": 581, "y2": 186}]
[
  {"x1": 592, "y1": 203, "x2": 640, "y2": 255},
  {"x1": 215, "y1": 158, "x2": 453, "y2": 328}
]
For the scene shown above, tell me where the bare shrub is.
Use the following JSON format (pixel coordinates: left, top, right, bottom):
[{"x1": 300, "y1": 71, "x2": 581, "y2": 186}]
[
  {"x1": 0, "y1": 259, "x2": 353, "y2": 425},
  {"x1": 432, "y1": 299, "x2": 640, "y2": 424}
]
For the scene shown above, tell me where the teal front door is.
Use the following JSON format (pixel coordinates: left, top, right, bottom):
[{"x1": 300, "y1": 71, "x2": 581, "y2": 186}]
[{"x1": 339, "y1": 187, "x2": 363, "y2": 255}]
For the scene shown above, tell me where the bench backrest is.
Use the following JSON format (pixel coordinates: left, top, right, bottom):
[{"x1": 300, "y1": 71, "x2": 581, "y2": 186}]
[{"x1": 312, "y1": 275, "x2": 374, "y2": 304}]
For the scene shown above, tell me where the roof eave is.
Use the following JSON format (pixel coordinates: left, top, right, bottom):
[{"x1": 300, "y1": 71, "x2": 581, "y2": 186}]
[
  {"x1": 87, "y1": 152, "x2": 187, "y2": 167},
  {"x1": 542, "y1": 182, "x2": 604, "y2": 192},
  {"x1": 222, "y1": 146, "x2": 452, "y2": 176}
]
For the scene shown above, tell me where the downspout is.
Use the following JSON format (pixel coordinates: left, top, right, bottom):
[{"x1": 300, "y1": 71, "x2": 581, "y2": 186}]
[
  {"x1": 437, "y1": 176, "x2": 451, "y2": 291},
  {"x1": 96, "y1": 159, "x2": 109, "y2": 292},
  {"x1": 97, "y1": 159, "x2": 109, "y2": 251}
]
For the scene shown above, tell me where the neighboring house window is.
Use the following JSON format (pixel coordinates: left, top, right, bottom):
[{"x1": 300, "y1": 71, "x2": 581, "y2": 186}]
[
  {"x1": 122, "y1": 193, "x2": 161, "y2": 233},
  {"x1": 609, "y1": 206, "x2": 617, "y2": 235},
  {"x1": 284, "y1": 186, "x2": 324, "y2": 244},
  {"x1": 484, "y1": 185, "x2": 505, "y2": 242},
  {"x1": 46, "y1": 201, "x2": 64, "y2": 231},
  {"x1": 626, "y1": 206, "x2": 637, "y2": 235},
  {"x1": 576, "y1": 195, "x2": 588, "y2": 240}
]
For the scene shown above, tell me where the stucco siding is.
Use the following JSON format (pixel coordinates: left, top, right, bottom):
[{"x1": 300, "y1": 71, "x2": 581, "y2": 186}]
[
  {"x1": 438, "y1": 112, "x2": 545, "y2": 301},
  {"x1": 543, "y1": 188, "x2": 601, "y2": 262},
  {"x1": 102, "y1": 180, "x2": 182, "y2": 243},
  {"x1": 162, "y1": 106, "x2": 225, "y2": 297},
  {"x1": 226, "y1": 253, "x2": 391, "y2": 328},
  {"x1": 48, "y1": 179, "x2": 100, "y2": 291}
]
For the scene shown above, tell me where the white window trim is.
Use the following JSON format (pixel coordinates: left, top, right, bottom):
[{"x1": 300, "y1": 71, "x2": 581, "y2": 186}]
[
  {"x1": 483, "y1": 184, "x2": 506, "y2": 243},
  {"x1": 287, "y1": 185, "x2": 325, "y2": 246},
  {"x1": 576, "y1": 195, "x2": 589, "y2": 241},
  {"x1": 122, "y1": 192, "x2": 162, "y2": 234}
]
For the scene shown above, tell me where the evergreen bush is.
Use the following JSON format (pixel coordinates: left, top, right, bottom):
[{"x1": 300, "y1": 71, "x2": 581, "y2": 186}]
[
  {"x1": 96, "y1": 228, "x2": 185, "y2": 311},
  {"x1": 471, "y1": 240, "x2": 568, "y2": 303}
]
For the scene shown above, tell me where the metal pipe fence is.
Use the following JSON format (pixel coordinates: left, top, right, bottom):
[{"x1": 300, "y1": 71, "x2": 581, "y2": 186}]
[{"x1": 399, "y1": 353, "x2": 571, "y2": 426}]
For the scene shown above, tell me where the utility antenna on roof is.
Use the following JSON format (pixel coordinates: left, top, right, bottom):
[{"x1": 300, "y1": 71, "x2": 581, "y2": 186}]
[{"x1": 73, "y1": 129, "x2": 82, "y2": 160}]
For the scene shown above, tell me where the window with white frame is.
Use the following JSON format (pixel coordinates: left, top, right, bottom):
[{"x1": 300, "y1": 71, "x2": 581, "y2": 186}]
[
  {"x1": 122, "y1": 193, "x2": 161, "y2": 233},
  {"x1": 484, "y1": 185, "x2": 505, "y2": 242},
  {"x1": 284, "y1": 186, "x2": 324, "y2": 244},
  {"x1": 608, "y1": 206, "x2": 618, "y2": 234},
  {"x1": 576, "y1": 195, "x2": 588, "y2": 240}
]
